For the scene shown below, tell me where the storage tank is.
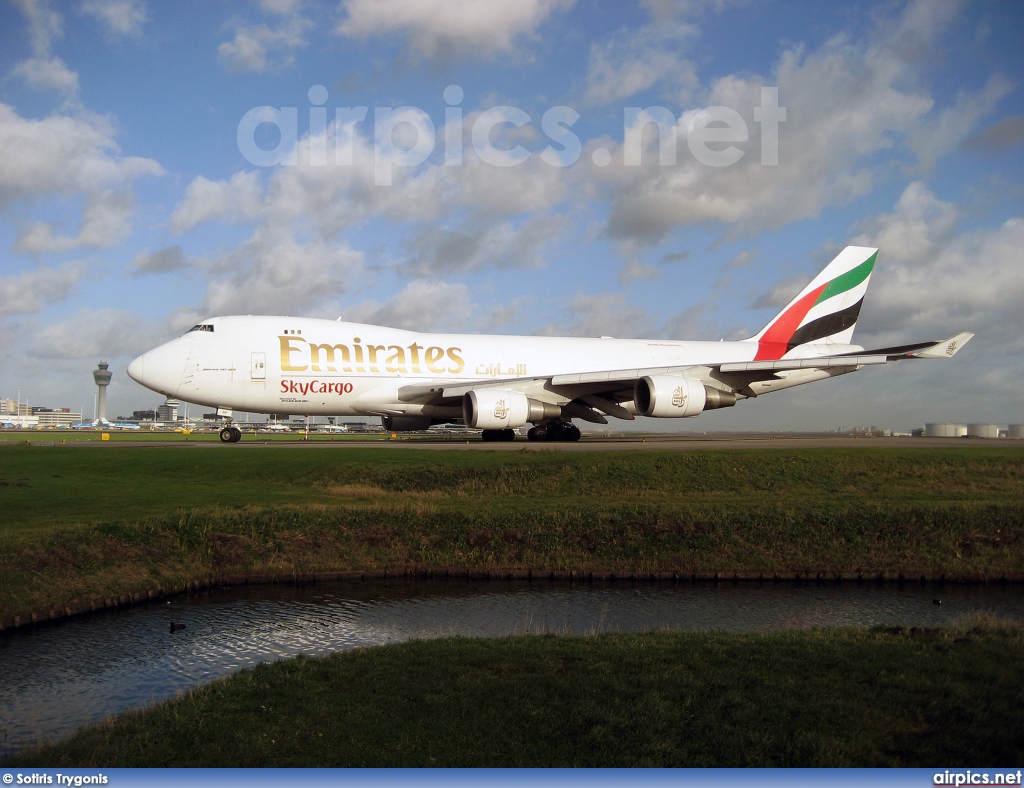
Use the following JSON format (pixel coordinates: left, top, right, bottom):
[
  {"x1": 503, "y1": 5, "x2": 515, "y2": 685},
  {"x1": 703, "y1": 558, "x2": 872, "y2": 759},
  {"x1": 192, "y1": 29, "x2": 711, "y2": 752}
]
[
  {"x1": 967, "y1": 423, "x2": 999, "y2": 439},
  {"x1": 1009, "y1": 424, "x2": 1024, "y2": 439},
  {"x1": 924, "y1": 423, "x2": 955, "y2": 437},
  {"x1": 954, "y1": 425, "x2": 968, "y2": 437}
]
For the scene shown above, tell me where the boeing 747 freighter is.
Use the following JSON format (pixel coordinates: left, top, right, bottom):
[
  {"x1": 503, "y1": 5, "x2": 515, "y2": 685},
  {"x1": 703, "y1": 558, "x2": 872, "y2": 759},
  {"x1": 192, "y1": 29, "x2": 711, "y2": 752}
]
[{"x1": 127, "y1": 246, "x2": 973, "y2": 442}]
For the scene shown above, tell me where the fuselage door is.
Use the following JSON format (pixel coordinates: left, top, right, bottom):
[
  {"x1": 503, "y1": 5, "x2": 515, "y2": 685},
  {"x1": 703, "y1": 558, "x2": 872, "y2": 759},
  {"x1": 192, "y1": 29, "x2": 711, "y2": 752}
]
[{"x1": 251, "y1": 352, "x2": 266, "y2": 380}]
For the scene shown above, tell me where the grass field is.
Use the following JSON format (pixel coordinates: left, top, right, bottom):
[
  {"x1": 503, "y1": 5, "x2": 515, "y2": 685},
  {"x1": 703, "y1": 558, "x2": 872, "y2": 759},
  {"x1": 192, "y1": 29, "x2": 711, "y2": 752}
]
[
  {"x1": 2, "y1": 444, "x2": 1023, "y2": 625},
  {"x1": 3, "y1": 443, "x2": 1023, "y2": 768},
  {"x1": 7, "y1": 620, "x2": 1022, "y2": 767}
]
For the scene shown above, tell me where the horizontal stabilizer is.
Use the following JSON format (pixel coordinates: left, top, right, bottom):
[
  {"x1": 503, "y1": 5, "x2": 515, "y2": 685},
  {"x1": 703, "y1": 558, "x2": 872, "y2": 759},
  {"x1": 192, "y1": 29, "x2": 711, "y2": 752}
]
[
  {"x1": 910, "y1": 332, "x2": 974, "y2": 359},
  {"x1": 835, "y1": 332, "x2": 975, "y2": 360}
]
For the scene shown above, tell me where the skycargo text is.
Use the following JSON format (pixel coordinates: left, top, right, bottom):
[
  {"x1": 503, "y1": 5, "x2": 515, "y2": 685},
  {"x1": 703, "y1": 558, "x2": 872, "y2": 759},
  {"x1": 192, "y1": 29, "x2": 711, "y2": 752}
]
[{"x1": 280, "y1": 380, "x2": 354, "y2": 397}]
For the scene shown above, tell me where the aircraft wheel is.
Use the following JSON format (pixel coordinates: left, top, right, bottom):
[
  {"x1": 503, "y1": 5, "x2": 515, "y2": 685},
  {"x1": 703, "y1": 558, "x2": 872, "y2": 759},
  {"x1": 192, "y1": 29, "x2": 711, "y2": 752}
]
[
  {"x1": 481, "y1": 429, "x2": 500, "y2": 442},
  {"x1": 230, "y1": 427, "x2": 242, "y2": 442},
  {"x1": 500, "y1": 429, "x2": 516, "y2": 441},
  {"x1": 564, "y1": 425, "x2": 581, "y2": 442},
  {"x1": 527, "y1": 426, "x2": 544, "y2": 442},
  {"x1": 219, "y1": 427, "x2": 234, "y2": 443}
]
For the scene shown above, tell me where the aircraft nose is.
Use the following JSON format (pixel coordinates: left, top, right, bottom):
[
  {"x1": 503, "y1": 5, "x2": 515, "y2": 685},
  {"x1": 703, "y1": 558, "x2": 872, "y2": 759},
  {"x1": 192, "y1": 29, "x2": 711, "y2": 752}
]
[
  {"x1": 127, "y1": 338, "x2": 191, "y2": 397},
  {"x1": 127, "y1": 353, "x2": 145, "y2": 383}
]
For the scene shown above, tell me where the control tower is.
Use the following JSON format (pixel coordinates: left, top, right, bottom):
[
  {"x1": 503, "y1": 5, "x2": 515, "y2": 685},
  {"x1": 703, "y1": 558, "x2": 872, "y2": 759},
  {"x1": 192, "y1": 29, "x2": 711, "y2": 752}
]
[{"x1": 93, "y1": 360, "x2": 112, "y2": 426}]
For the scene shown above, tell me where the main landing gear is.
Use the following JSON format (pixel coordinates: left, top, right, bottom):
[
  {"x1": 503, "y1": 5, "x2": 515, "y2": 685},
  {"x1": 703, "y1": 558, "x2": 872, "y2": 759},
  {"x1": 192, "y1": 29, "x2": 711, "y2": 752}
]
[
  {"x1": 219, "y1": 426, "x2": 242, "y2": 443},
  {"x1": 481, "y1": 429, "x2": 517, "y2": 442},
  {"x1": 480, "y1": 423, "x2": 583, "y2": 442},
  {"x1": 527, "y1": 422, "x2": 581, "y2": 442}
]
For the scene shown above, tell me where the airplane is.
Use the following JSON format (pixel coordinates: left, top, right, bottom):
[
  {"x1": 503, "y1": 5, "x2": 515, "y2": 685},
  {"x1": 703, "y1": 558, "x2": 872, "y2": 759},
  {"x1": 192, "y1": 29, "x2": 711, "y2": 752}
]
[
  {"x1": 73, "y1": 420, "x2": 141, "y2": 430},
  {"x1": 127, "y1": 246, "x2": 973, "y2": 444}
]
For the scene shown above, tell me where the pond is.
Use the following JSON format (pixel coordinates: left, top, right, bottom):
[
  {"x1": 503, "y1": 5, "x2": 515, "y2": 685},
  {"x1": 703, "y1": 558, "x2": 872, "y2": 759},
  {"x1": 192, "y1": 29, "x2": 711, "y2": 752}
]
[{"x1": 2, "y1": 577, "x2": 1021, "y2": 758}]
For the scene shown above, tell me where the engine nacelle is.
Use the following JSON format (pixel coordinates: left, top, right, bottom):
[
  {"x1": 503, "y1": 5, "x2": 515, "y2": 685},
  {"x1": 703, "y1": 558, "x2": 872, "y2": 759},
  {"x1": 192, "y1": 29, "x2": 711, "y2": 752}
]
[
  {"x1": 462, "y1": 390, "x2": 561, "y2": 429},
  {"x1": 634, "y1": 375, "x2": 707, "y2": 418},
  {"x1": 381, "y1": 415, "x2": 437, "y2": 432},
  {"x1": 463, "y1": 389, "x2": 531, "y2": 429}
]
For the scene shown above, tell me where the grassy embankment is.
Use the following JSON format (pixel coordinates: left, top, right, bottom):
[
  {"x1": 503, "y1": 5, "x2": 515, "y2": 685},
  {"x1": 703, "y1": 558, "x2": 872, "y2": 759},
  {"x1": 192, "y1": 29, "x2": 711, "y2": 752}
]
[
  {"x1": 2, "y1": 445, "x2": 1023, "y2": 625},
  {"x1": 7, "y1": 621, "x2": 1023, "y2": 767}
]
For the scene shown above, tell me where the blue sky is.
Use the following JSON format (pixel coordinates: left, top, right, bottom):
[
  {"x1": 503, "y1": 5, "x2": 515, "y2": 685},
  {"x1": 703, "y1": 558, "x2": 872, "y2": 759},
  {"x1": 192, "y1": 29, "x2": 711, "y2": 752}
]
[{"x1": 1, "y1": 0, "x2": 1022, "y2": 430}]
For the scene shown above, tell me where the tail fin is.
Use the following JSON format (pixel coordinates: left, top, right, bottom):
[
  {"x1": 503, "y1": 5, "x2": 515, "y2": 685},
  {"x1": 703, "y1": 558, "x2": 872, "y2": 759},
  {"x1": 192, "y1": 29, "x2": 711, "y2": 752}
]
[{"x1": 751, "y1": 246, "x2": 877, "y2": 360}]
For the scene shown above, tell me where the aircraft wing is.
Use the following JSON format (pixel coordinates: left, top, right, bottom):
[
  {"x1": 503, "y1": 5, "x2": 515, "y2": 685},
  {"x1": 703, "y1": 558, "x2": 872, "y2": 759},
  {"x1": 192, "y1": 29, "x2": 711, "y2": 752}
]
[{"x1": 397, "y1": 333, "x2": 974, "y2": 424}]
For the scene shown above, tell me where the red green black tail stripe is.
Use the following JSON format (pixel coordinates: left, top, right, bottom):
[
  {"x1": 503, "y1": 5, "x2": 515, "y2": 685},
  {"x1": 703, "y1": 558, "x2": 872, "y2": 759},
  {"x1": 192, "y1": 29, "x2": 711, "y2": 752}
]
[{"x1": 754, "y1": 252, "x2": 876, "y2": 360}]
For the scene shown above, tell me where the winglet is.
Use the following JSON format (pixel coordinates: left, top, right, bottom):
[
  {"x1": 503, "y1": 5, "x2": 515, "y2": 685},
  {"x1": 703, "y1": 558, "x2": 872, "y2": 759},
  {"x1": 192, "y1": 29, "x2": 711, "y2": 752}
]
[{"x1": 911, "y1": 332, "x2": 974, "y2": 359}]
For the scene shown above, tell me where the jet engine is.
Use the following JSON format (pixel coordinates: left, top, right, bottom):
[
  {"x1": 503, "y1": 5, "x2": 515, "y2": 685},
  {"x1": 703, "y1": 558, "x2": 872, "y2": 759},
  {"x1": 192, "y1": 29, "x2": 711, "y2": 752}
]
[
  {"x1": 634, "y1": 376, "x2": 736, "y2": 418},
  {"x1": 462, "y1": 390, "x2": 560, "y2": 429}
]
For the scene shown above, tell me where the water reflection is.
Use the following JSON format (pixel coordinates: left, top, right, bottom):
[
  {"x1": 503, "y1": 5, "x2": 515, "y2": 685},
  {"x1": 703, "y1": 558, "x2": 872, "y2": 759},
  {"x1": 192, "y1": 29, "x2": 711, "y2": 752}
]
[{"x1": 2, "y1": 578, "x2": 1022, "y2": 758}]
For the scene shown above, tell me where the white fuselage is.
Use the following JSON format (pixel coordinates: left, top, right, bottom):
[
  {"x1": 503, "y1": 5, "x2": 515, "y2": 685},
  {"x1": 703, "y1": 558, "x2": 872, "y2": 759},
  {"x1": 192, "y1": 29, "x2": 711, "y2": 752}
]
[{"x1": 128, "y1": 315, "x2": 769, "y2": 419}]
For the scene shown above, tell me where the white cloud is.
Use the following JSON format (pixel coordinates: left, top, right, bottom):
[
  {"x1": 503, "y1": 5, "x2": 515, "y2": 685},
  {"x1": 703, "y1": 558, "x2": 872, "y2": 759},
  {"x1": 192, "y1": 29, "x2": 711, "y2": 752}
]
[
  {"x1": 10, "y1": 0, "x2": 80, "y2": 96},
  {"x1": 962, "y1": 115, "x2": 1024, "y2": 152},
  {"x1": 16, "y1": 191, "x2": 135, "y2": 253},
  {"x1": 129, "y1": 245, "x2": 191, "y2": 277},
  {"x1": 168, "y1": 171, "x2": 263, "y2": 234},
  {"x1": 478, "y1": 298, "x2": 526, "y2": 332},
  {"x1": 403, "y1": 215, "x2": 564, "y2": 276},
  {"x1": 217, "y1": 4, "x2": 311, "y2": 73},
  {"x1": 261, "y1": 0, "x2": 303, "y2": 13},
  {"x1": 749, "y1": 275, "x2": 809, "y2": 311},
  {"x1": 164, "y1": 0, "x2": 1017, "y2": 349},
  {"x1": 336, "y1": 0, "x2": 574, "y2": 61},
  {"x1": 852, "y1": 183, "x2": 1024, "y2": 347},
  {"x1": 0, "y1": 104, "x2": 162, "y2": 251},
  {"x1": 723, "y1": 249, "x2": 755, "y2": 269},
  {"x1": 11, "y1": 0, "x2": 63, "y2": 56},
  {"x1": 0, "y1": 261, "x2": 85, "y2": 318},
  {"x1": 342, "y1": 280, "x2": 474, "y2": 331},
  {"x1": 28, "y1": 307, "x2": 159, "y2": 361},
  {"x1": 172, "y1": 126, "x2": 382, "y2": 238},
  {"x1": 198, "y1": 227, "x2": 364, "y2": 317},
  {"x1": 171, "y1": 112, "x2": 570, "y2": 247},
  {"x1": 81, "y1": 0, "x2": 147, "y2": 38},
  {"x1": 599, "y1": 48, "x2": 922, "y2": 241},
  {"x1": 583, "y1": 19, "x2": 699, "y2": 106},
  {"x1": 854, "y1": 181, "x2": 956, "y2": 268},
  {"x1": 586, "y1": 0, "x2": 990, "y2": 245},
  {"x1": 908, "y1": 75, "x2": 1012, "y2": 171},
  {"x1": 0, "y1": 105, "x2": 163, "y2": 205},
  {"x1": 536, "y1": 293, "x2": 659, "y2": 338},
  {"x1": 11, "y1": 55, "x2": 79, "y2": 94},
  {"x1": 448, "y1": 131, "x2": 570, "y2": 220}
]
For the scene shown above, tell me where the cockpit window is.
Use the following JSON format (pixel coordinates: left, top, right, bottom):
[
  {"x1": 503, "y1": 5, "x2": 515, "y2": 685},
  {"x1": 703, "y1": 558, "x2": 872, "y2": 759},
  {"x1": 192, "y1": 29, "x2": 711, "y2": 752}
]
[{"x1": 188, "y1": 324, "x2": 214, "y2": 333}]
